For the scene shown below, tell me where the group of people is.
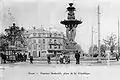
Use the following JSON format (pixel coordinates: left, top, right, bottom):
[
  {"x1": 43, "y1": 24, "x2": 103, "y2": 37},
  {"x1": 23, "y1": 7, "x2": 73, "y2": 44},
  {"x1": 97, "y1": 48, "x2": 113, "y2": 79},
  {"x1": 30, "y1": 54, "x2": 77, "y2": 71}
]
[
  {"x1": 1, "y1": 50, "x2": 81, "y2": 64},
  {"x1": 47, "y1": 50, "x2": 81, "y2": 64},
  {"x1": 47, "y1": 53, "x2": 71, "y2": 64},
  {"x1": 0, "y1": 52, "x2": 27, "y2": 64},
  {"x1": 59, "y1": 54, "x2": 70, "y2": 64},
  {"x1": 15, "y1": 53, "x2": 27, "y2": 62}
]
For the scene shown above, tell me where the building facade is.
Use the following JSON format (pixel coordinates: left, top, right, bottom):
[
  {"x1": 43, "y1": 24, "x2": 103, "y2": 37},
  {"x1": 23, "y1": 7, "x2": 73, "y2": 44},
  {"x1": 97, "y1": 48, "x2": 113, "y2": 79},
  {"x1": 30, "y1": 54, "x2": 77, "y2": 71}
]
[{"x1": 24, "y1": 27, "x2": 65, "y2": 58}]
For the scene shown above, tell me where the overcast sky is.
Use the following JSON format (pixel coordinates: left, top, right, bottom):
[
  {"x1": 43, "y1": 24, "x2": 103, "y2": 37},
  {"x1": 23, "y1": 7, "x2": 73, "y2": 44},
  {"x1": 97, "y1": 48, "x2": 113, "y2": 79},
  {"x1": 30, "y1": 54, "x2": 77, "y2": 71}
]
[{"x1": 1, "y1": 0, "x2": 120, "y2": 53}]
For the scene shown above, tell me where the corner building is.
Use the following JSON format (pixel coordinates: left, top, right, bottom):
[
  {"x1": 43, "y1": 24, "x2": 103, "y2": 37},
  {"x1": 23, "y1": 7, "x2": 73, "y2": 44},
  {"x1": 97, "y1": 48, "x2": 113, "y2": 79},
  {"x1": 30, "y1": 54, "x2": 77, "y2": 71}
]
[{"x1": 24, "y1": 27, "x2": 65, "y2": 58}]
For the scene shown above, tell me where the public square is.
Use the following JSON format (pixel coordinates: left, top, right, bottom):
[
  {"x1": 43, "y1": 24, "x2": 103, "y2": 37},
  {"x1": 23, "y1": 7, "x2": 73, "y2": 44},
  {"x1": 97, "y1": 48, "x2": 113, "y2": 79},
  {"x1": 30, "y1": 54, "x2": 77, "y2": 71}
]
[{"x1": 1, "y1": 0, "x2": 120, "y2": 80}]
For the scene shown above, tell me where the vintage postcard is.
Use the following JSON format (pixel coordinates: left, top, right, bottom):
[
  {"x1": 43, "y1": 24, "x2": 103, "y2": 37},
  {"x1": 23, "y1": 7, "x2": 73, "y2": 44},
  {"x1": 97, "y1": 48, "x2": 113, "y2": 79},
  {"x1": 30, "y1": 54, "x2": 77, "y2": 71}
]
[{"x1": 0, "y1": 0, "x2": 120, "y2": 80}]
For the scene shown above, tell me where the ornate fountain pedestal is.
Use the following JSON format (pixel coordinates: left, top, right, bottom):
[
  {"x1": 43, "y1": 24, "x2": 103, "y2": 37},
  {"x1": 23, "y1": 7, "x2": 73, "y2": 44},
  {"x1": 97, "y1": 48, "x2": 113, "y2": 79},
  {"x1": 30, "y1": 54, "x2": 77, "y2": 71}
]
[
  {"x1": 65, "y1": 40, "x2": 76, "y2": 50},
  {"x1": 60, "y1": 3, "x2": 82, "y2": 53}
]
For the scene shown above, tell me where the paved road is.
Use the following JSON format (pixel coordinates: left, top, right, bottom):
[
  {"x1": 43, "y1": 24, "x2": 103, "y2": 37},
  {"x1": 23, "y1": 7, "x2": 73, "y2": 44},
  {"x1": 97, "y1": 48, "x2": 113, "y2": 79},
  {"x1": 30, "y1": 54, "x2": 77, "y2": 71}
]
[{"x1": 1, "y1": 59, "x2": 120, "y2": 67}]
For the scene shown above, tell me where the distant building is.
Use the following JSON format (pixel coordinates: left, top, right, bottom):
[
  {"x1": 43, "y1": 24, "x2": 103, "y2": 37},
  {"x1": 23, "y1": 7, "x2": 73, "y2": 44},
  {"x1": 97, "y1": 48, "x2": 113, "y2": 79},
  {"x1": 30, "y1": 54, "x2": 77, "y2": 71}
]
[{"x1": 24, "y1": 27, "x2": 65, "y2": 58}]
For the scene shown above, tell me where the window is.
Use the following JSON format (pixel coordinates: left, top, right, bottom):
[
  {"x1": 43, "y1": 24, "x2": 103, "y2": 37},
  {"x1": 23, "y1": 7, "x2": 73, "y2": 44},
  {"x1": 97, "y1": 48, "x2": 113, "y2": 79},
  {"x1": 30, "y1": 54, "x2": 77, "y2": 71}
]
[
  {"x1": 38, "y1": 39, "x2": 41, "y2": 43},
  {"x1": 33, "y1": 44, "x2": 37, "y2": 50},
  {"x1": 33, "y1": 33, "x2": 37, "y2": 37},
  {"x1": 33, "y1": 39, "x2": 36, "y2": 43},
  {"x1": 58, "y1": 34, "x2": 61, "y2": 36},
  {"x1": 43, "y1": 39, "x2": 45, "y2": 44},
  {"x1": 54, "y1": 39, "x2": 57, "y2": 44},
  {"x1": 50, "y1": 39, "x2": 52, "y2": 41},
  {"x1": 43, "y1": 44, "x2": 45, "y2": 49},
  {"x1": 49, "y1": 45, "x2": 52, "y2": 49},
  {"x1": 58, "y1": 39, "x2": 62, "y2": 44},
  {"x1": 42, "y1": 51, "x2": 46, "y2": 53},
  {"x1": 50, "y1": 33, "x2": 52, "y2": 37},
  {"x1": 38, "y1": 33, "x2": 41, "y2": 37},
  {"x1": 28, "y1": 45, "x2": 32, "y2": 50},
  {"x1": 42, "y1": 33, "x2": 45, "y2": 36},
  {"x1": 55, "y1": 33, "x2": 57, "y2": 36},
  {"x1": 26, "y1": 35, "x2": 29, "y2": 38},
  {"x1": 33, "y1": 51, "x2": 37, "y2": 58},
  {"x1": 38, "y1": 45, "x2": 40, "y2": 48},
  {"x1": 54, "y1": 45, "x2": 57, "y2": 49},
  {"x1": 49, "y1": 39, "x2": 52, "y2": 43},
  {"x1": 59, "y1": 45, "x2": 60, "y2": 49}
]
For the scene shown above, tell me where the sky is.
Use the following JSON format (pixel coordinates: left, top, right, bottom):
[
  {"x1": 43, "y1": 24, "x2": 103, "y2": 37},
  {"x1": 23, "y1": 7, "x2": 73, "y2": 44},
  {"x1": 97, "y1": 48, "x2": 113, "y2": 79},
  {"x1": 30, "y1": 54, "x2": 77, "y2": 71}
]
[{"x1": 1, "y1": 0, "x2": 120, "y2": 53}]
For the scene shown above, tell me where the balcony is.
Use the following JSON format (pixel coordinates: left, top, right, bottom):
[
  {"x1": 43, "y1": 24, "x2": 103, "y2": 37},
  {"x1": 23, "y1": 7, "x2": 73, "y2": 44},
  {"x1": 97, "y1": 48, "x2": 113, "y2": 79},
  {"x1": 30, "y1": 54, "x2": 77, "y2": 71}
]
[{"x1": 49, "y1": 42, "x2": 62, "y2": 45}]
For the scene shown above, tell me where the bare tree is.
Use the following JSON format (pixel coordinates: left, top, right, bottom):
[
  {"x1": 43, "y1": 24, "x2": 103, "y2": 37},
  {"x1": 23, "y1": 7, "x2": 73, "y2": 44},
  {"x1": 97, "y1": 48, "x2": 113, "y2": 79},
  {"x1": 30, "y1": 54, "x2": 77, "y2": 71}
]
[
  {"x1": 88, "y1": 45, "x2": 98, "y2": 57},
  {"x1": 103, "y1": 33, "x2": 117, "y2": 54},
  {"x1": 100, "y1": 44, "x2": 107, "y2": 57}
]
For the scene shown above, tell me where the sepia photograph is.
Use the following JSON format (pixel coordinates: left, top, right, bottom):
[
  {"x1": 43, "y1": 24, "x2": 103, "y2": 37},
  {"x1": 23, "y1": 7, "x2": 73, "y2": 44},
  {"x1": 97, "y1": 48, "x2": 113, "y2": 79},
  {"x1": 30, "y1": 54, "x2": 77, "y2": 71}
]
[{"x1": 1, "y1": 0, "x2": 120, "y2": 80}]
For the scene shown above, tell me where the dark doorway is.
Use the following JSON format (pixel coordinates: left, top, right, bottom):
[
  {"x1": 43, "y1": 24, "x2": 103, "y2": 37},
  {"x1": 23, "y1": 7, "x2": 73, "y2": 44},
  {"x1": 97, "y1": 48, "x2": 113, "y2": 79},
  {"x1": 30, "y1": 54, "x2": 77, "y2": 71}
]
[{"x1": 54, "y1": 51, "x2": 57, "y2": 56}]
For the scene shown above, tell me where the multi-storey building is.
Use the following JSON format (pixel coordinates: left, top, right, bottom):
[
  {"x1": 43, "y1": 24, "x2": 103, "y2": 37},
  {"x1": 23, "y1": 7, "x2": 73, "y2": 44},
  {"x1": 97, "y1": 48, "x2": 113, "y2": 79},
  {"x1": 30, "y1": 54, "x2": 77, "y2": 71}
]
[{"x1": 24, "y1": 27, "x2": 65, "y2": 58}]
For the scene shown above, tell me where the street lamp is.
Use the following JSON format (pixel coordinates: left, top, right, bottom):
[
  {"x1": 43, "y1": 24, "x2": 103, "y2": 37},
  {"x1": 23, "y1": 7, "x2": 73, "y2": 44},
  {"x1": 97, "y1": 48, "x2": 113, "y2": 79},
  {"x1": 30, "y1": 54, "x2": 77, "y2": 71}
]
[
  {"x1": 91, "y1": 26, "x2": 97, "y2": 57},
  {"x1": 118, "y1": 18, "x2": 120, "y2": 57},
  {"x1": 97, "y1": 5, "x2": 101, "y2": 63}
]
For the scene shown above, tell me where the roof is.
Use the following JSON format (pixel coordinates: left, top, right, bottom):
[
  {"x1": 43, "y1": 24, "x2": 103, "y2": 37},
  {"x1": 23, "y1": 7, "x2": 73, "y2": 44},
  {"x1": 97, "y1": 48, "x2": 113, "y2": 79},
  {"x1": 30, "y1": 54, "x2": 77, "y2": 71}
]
[{"x1": 24, "y1": 27, "x2": 65, "y2": 37}]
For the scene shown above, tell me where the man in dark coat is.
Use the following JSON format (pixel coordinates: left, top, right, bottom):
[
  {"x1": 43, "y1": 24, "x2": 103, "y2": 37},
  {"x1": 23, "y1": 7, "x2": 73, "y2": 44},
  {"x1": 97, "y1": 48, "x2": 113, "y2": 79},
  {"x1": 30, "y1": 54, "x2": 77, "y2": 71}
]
[
  {"x1": 47, "y1": 55, "x2": 51, "y2": 64},
  {"x1": 30, "y1": 56, "x2": 33, "y2": 64},
  {"x1": 25, "y1": 54, "x2": 27, "y2": 62},
  {"x1": 23, "y1": 53, "x2": 26, "y2": 62},
  {"x1": 116, "y1": 53, "x2": 119, "y2": 61},
  {"x1": 75, "y1": 50, "x2": 80, "y2": 64},
  {"x1": 17, "y1": 53, "x2": 20, "y2": 62},
  {"x1": 19, "y1": 53, "x2": 23, "y2": 62}
]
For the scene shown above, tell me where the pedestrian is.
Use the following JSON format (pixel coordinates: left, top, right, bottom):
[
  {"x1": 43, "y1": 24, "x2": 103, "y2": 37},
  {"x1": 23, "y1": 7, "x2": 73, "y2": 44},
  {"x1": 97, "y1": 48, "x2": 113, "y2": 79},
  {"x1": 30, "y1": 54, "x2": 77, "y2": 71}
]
[
  {"x1": 15, "y1": 53, "x2": 18, "y2": 62},
  {"x1": 22, "y1": 54, "x2": 24, "y2": 62},
  {"x1": 19, "y1": 53, "x2": 23, "y2": 62},
  {"x1": 66, "y1": 55, "x2": 70, "y2": 64},
  {"x1": 116, "y1": 53, "x2": 119, "y2": 61},
  {"x1": 47, "y1": 55, "x2": 51, "y2": 64},
  {"x1": 25, "y1": 54, "x2": 27, "y2": 62},
  {"x1": 63, "y1": 55, "x2": 66, "y2": 64},
  {"x1": 75, "y1": 50, "x2": 80, "y2": 64},
  {"x1": 56, "y1": 55, "x2": 59, "y2": 64},
  {"x1": 18, "y1": 53, "x2": 20, "y2": 62},
  {"x1": 60, "y1": 54, "x2": 64, "y2": 64},
  {"x1": 28, "y1": 52, "x2": 31, "y2": 58},
  {"x1": 3, "y1": 54, "x2": 6, "y2": 64},
  {"x1": 30, "y1": 56, "x2": 33, "y2": 64},
  {"x1": 23, "y1": 53, "x2": 26, "y2": 62},
  {"x1": 68, "y1": 56, "x2": 70, "y2": 64}
]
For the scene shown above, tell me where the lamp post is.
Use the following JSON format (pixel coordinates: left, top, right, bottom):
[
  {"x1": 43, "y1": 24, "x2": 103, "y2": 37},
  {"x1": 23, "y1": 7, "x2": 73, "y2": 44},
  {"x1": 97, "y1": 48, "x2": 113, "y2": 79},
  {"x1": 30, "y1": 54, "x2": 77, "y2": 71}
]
[
  {"x1": 118, "y1": 18, "x2": 120, "y2": 57},
  {"x1": 91, "y1": 26, "x2": 94, "y2": 57},
  {"x1": 97, "y1": 5, "x2": 101, "y2": 63},
  {"x1": 91, "y1": 26, "x2": 97, "y2": 57}
]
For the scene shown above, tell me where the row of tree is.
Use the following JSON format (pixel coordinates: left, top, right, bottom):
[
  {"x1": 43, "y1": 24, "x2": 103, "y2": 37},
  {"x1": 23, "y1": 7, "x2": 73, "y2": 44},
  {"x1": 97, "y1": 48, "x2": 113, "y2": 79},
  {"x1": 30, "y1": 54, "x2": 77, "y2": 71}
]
[
  {"x1": 89, "y1": 33, "x2": 118, "y2": 57},
  {"x1": 0, "y1": 23, "x2": 26, "y2": 53}
]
